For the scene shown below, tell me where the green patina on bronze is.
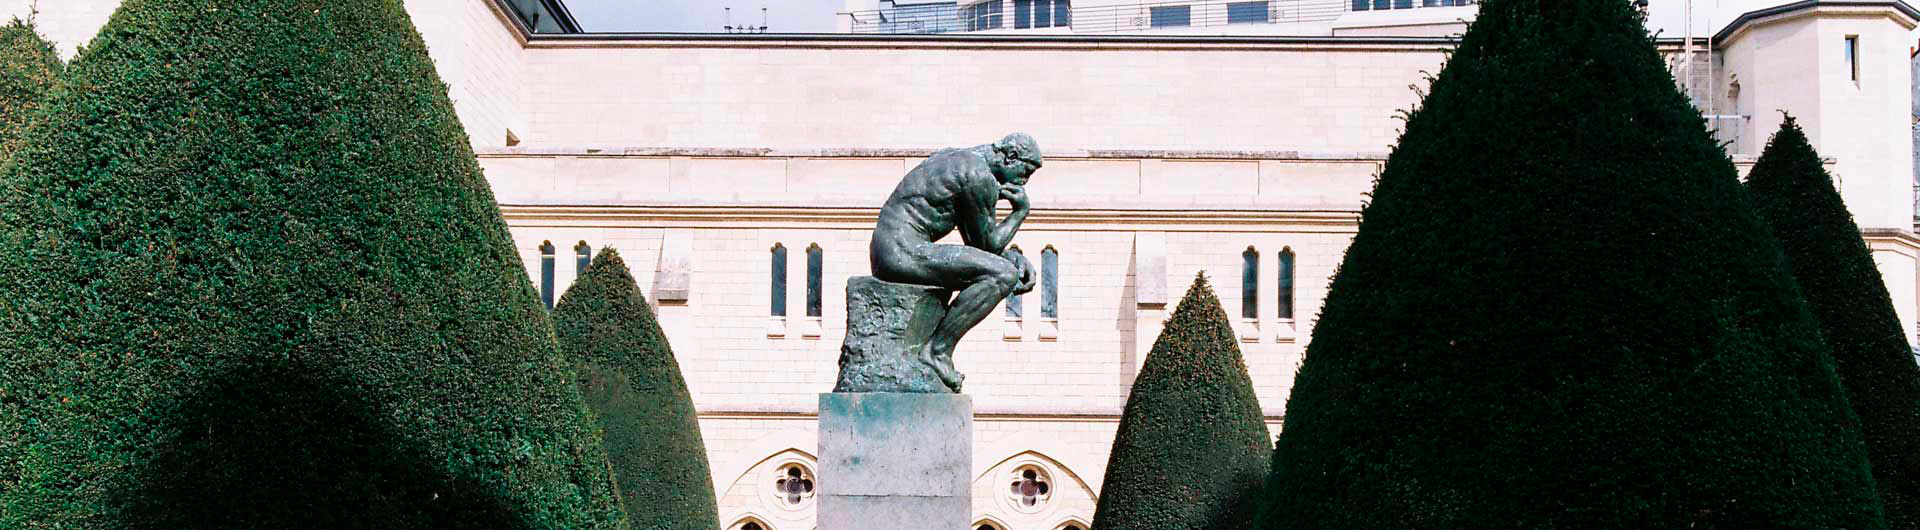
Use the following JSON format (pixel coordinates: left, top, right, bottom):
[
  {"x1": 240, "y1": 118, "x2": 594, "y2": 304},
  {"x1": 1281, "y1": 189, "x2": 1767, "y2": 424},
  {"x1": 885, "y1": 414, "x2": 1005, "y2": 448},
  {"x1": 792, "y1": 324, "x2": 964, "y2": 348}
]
[{"x1": 841, "y1": 132, "x2": 1042, "y2": 393}]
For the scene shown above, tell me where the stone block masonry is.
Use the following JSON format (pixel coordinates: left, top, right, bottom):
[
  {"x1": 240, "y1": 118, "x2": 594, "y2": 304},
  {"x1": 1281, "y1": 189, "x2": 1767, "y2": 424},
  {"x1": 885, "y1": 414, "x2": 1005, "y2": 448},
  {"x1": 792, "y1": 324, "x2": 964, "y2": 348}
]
[{"x1": 818, "y1": 393, "x2": 973, "y2": 530}]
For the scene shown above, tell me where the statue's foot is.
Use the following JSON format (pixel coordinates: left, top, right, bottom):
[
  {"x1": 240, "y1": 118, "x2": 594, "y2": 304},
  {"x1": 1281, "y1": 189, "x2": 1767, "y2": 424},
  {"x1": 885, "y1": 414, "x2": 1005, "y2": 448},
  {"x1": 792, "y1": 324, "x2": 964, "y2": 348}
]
[{"x1": 922, "y1": 345, "x2": 965, "y2": 392}]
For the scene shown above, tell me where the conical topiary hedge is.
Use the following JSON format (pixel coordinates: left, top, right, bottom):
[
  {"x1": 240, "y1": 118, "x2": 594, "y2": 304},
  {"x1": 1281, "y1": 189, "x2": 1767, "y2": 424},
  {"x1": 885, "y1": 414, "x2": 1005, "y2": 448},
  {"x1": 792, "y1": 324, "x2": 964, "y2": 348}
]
[
  {"x1": 0, "y1": 0, "x2": 623, "y2": 528},
  {"x1": 1258, "y1": 0, "x2": 1885, "y2": 528},
  {"x1": 553, "y1": 248, "x2": 719, "y2": 530},
  {"x1": 1092, "y1": 273, "x2": 1270, "y2": 530},
  {"x1": 1746, "y1": 117, "x2": 1920, "y2": 530},
  {"x1": 0, "y1": 17, "x2": 58, "y2": 157}
]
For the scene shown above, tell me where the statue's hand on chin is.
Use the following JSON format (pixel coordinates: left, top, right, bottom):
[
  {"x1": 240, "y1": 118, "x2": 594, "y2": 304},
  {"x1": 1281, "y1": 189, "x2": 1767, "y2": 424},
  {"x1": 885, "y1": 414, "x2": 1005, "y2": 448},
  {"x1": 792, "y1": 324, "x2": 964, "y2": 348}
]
[{"x1": 1000, "y1": 184, "x2": 1029, "y2": 209}]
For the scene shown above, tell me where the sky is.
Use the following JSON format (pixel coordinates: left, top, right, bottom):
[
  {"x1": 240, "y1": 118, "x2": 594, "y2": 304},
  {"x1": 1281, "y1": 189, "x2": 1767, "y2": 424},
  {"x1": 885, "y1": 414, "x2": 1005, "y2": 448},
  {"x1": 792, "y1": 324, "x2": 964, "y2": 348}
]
[{"x1": 557, "y1": 0, "x2": 1889, "y2": 37}]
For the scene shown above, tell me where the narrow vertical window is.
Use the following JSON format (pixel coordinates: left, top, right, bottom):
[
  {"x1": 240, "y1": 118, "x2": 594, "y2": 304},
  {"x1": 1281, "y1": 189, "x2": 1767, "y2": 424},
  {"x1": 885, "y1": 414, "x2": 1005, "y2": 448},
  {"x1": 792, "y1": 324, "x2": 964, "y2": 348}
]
[
  {"x1": 539, "y1": 241, "x2": 555, "y2": 309},
  {"x1": 771, "y1": 244, "x2": 788, "y2": 317},
  {"x1": 1041, "y1": 246, "x2": 1059, "y2": 319},
  {"x1": 1034, "y1": 0, "x2": 1051, "y2": 28},
  {"x1": 1845, "y1": 35, "x2": 1860, "y2": 83},
  {"x1": 575, "y1": 241, "x2": 591, "y2": 274},
  {"x1": 1006, "y1": 246, "x2": 1025, "y2": 317},
  {"x1": 1014, "y1": 0, "x2": 1032, "y2": 29},
  {"x1": 1241, "y1": 247, "x2": 1259, "y2": 320},
  {"x1": 1054, "y1": 0, "x2": 1069, "y2": 27},
  {"x1": 806, "y1": 244, "x2": 824, "y2": 318},
  {"x1": 1278, "y1": 247, "x2": 1296, "y2": 320}
]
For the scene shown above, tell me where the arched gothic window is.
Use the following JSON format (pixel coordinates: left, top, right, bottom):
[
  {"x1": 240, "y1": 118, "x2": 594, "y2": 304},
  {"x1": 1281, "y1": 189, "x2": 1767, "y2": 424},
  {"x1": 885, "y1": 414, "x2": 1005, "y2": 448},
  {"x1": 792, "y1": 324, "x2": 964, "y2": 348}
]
[
  {"x1": 806, "y1": 244, "x2": 824, "y2": 318},
  {"x1": 539, "y1": 241, "x2": 556, "y2": 309},
  {"x1": 1005, "y1": 246, "x2": 1025, "y2": 318},
  {"x1": 770, "y1": 244, "x2": 788, "y2": 317},
  {"x1": 1241, "y1": 247, "x2": 1259, "y2": 319},
  {"x1": 1041, "y1": 246, "x2": 1059, "y2": 319},
  {"x1": 1278, "y1": 247, "x2": 1296, "y2": 320}
]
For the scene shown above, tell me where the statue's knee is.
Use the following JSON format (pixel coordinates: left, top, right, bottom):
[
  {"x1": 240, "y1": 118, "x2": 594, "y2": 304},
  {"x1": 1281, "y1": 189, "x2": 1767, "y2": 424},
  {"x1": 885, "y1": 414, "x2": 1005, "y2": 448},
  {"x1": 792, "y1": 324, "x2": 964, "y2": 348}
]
[{"x1": 989, "y1": 268, "x2": 1020, "y2": 293}]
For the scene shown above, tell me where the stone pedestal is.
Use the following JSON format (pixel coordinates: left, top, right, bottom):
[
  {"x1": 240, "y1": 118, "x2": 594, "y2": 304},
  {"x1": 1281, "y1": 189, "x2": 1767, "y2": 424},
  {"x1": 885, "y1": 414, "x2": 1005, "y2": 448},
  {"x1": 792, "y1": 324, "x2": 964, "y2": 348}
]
[
  {"x1": 835, "y1": 276, "x2": 953, "y2": 393},
  {"x1": 818, "y1": 392, "x2": 973, "y2": 530}
]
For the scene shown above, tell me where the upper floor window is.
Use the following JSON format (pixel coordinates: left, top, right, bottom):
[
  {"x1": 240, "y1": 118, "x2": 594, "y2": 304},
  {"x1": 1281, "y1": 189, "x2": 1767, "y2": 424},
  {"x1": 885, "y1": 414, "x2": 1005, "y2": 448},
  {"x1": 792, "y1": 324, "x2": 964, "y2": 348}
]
[
  {"x1": 771, "y1": 244, "x2": 788, "y2": 318},
  {"x1": 1150, "y1": 5, "x2": 1191, "y2": 28},
  {"x1": 1241, "y1": 247, "x2": 1259, "y2": 320},
  {"x1": 967, "y1": 1, "x2": 1004, "y2": 31},
  {"x1": 1278, "y1": 247, "x2": 1296, "y2": 320},
  {"x1": 1845, "y1": 35, "x2": 1860, "y2": 83},
  {"x1": 1006, "y1": 246, "x2": 1026, "y2": 318},
  {"x1": 1041, "y1": 247, "x2": 1059, "y2": 319},
  {"x1": 1015, "y1": 0, "x2": 1070, "y2": 29},
  {"x1": 1227, "y1": 1, "x2": 1270, "y2": 24},
  {"x1": 574, "y1": 241, "x2": 591, "y2": 275},
  {"x1": 806, "y1": 244, "x2": 824, "y2": 318},
  {"x1": 539, "y1": 241, "x2": 556, "y2": 309}
]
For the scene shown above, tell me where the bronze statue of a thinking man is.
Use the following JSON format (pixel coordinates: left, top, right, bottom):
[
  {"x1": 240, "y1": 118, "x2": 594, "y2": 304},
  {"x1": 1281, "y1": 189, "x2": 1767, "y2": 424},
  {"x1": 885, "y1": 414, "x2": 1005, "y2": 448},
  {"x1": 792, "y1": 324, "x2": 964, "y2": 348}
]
[{"x1": 869, "y1": 133, "x2": 1041, "y2": 392}]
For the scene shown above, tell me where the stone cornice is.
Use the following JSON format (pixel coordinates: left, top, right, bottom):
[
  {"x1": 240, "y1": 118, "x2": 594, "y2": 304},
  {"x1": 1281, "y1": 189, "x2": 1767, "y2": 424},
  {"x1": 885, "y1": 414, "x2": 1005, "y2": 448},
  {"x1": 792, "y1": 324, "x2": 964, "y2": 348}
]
[
  {"x1": 478, "y1": 146, "x2": 1393, "y2": 161},
  {"x1": 697, "y1": 407, "x2": 1287, "y2": 422},
  {"x1": 499, "y1": 205, "x2": 1362, "y2": 232},
  {"x1": 520, "y1": 32, "x2": 1460, "y2": 52}
]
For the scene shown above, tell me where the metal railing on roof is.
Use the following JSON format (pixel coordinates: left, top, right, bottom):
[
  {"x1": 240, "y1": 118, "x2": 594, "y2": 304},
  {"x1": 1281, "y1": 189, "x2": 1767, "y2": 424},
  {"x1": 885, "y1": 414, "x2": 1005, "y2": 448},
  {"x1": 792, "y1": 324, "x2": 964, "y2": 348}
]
[{"x1": 844, "y1": 0, "x2": 1472, "y2": 35}]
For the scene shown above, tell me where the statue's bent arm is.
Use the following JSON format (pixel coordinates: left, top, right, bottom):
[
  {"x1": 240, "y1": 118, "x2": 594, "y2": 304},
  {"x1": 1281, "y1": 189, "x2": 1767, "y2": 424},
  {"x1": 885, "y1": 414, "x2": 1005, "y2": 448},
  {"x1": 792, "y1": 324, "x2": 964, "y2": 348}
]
[{"x1": 955, "y1": 168, "x2": 999, "y2": 253}]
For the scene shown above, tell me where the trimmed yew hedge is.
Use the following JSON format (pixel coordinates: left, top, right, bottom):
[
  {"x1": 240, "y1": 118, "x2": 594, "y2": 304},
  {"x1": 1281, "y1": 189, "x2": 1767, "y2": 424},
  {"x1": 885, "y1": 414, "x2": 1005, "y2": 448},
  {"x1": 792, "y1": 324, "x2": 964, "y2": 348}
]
[
  {"x1": 0, "y1": 17, "x2": 58, "y2": 157},
  {"x1": 1092, "y1": 274, "x2": 1271, "y2": 530},
  {"x1": 1747, "y1": 117, "x2": 1920, "y2": 530},
  {"x1": 0, "y1": 0, "x2": 623, "y2": 527},
  {"x1": 1257, "y1": 0, "x2": 1885, "y2": 528},
  {"x1": 553, "y1": 248, "x2": 720, "y2": 530}
]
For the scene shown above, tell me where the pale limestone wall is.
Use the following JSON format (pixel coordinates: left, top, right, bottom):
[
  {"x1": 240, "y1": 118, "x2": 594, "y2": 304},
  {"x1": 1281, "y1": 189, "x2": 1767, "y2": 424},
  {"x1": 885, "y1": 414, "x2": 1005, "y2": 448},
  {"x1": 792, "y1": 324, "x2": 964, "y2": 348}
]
[
  {"x1": 515, "y1": 39, "x2": 1450, "y2": 153},
  {"x1": 698, "y1": 414, "x2": 1284, "y2": 529},
  {"x1": 404, "y1": 0, "x2": 530, "y2": 151}
]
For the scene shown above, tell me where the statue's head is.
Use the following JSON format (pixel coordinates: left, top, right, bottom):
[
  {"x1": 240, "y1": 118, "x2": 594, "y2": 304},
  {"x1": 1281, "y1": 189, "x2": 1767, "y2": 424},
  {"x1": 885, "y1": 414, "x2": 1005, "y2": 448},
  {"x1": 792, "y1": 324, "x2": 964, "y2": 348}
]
[{"x1": 991, "y1": 132, "x2": 1042, "y2": 186}]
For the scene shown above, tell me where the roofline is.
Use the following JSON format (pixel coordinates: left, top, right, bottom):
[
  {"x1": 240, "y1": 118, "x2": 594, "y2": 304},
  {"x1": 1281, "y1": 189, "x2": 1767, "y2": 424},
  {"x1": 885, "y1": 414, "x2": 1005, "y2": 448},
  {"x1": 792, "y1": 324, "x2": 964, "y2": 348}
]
[
  {"x1": 521, "y1": 32, "x2": 1461, "y2": 46},
  {"x1": 1713, "y1": 0, "x2": 1920, "y2": 42},
  {"x1": 487, "y1": 0, "x2": 584, "y2": 35},
  {"x1": 543, "y1": 0, "x2": 584, "y2": 33}
]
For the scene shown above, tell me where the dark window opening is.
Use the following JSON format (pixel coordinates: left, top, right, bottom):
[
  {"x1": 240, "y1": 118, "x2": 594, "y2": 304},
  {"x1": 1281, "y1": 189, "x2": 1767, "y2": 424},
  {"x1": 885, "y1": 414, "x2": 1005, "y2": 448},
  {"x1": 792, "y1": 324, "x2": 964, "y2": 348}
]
[
  {"x1": 1041, "y1": 247, "x2": 1059, "y2": 319},
  {"x1": 806, "y1": 244, "x2": 824, "y2": 317},
  {"x1": 1006, "y1": 246, "x2": 1025, "y2": 318},
  {"x1": 771, "y1": 244, "x2": 788, "y2": 317},
  {"x1": 1241, "y1": 247, "x2": 1259, "y2": 319},
  {"x1": 539, "y1": 241, "x2": 556, "y2": 309},
  {"x1": 1278, "y1": 247, "x2": 1296, "y2": 320}
]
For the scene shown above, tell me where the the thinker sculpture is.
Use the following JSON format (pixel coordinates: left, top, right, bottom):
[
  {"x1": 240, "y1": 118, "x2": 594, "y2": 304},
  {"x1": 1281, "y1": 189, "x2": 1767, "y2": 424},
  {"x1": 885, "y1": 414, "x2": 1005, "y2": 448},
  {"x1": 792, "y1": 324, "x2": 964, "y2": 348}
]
[{"x1": 834, "y1": 133, "x2": 1042, "y2": 393}]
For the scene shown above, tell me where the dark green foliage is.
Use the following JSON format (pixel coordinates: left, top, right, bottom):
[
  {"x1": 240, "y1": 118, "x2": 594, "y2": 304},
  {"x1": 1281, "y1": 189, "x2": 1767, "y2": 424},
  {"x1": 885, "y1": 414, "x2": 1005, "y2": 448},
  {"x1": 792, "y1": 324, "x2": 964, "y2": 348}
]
[
  {"x1": 0, "y1": 0, "x2": 623, "y2": 528},
  {"x1": 1092, "y1": 274, "x2": 1270, "y2": 530},
  {"x1": 1747, "y1": 117, "x2": 1920, "y2": 530},
  {"x1": 1258, "y1": 0, "x2": 1885, "y2": 528},
  {"x1": 0, "y1": 17, "x2": 58, "y2": 157},
  {"x1": 553, "y1": 248, "x2": 720, "y2": 530}
]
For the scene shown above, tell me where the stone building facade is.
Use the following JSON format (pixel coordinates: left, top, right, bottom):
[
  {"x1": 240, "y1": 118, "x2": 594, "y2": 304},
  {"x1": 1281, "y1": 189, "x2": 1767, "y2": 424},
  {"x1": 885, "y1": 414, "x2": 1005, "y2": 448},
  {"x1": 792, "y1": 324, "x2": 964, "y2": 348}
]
[{"x1": 9, "y1": 1, "x2": 1920, "y2": 529}]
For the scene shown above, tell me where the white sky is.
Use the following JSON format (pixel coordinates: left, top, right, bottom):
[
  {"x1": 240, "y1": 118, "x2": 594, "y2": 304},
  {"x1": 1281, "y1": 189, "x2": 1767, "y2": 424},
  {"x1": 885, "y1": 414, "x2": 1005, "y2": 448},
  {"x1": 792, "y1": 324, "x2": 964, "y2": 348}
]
[{"x1": 559, "y1": 0, "x2": 1914, "y2": 38}]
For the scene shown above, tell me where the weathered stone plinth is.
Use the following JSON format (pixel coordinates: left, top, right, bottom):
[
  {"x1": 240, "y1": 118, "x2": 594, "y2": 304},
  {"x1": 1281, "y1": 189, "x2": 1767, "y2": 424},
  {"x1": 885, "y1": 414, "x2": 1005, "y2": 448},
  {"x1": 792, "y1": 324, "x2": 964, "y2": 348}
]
[
  {"x1": 835, "y1": 276, "x2": 953, "y2": 393},
  {"x1": 818, "y1": 393, "x2": 973, "y2": 530}
]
